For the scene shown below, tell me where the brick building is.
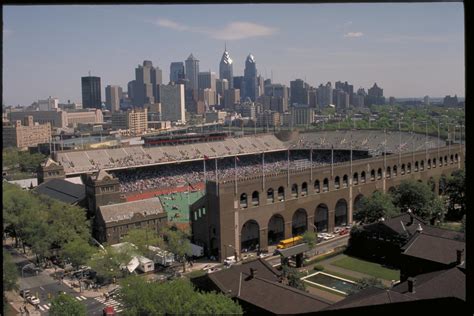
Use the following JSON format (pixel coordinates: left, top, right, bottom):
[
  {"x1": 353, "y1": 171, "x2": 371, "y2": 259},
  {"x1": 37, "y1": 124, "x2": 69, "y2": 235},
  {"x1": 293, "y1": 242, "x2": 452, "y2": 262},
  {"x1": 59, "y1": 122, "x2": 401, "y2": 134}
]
[{"x1": 2, "y1": 116, "x2": 51, "y2": 148}]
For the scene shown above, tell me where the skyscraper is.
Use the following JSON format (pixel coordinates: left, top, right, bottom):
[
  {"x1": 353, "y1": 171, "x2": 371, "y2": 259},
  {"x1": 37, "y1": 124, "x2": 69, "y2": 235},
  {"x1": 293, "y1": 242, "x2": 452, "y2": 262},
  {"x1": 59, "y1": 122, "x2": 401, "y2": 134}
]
[
  {"x1": 290, "y1": 79, "x2": 309, "y2": 106},
  {"x1": 185, "y1": 54, "x2": 199, "y2": 95},
  {"x1": 367, "y1": 83, "x2": 385, "y2": 105},
  {"x1": 170, "y1": 62, "x2": 185, "y2": 84},
  {"x1": 134, "y1": 60, "x2": 162, "y2": 107},
  {"x1": 158, "y1": 83, "x2": 186, "y2": 123},
  {"x1": 243, "y1": 54, "x2": 258, "y2": 102},
  {"x1": 316, "y1": 82, "x2": 333, "y2": 107},
  {"x1": 198, "y1": 71, "x2": 217, "y2": 92},
  {"x1": 81, "y1": 75, "x2": 102, "y2": 109},
  {"x1": 105, "y1": 85, "x2": 123, "y2": 112},
  {"x1": 219, "y1": 46, "x2": 234, "y2": 89}
]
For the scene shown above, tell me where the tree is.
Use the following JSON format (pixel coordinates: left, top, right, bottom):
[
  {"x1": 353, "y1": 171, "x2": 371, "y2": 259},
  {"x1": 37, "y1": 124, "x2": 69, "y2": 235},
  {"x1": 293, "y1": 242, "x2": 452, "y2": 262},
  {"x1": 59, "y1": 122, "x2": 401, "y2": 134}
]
[
  {"x1": 87, "y1": 246, "x2": 133, "y2": 281},
  {"x1": 163, "y1": 228, "x2": 191, "y2": 272},
  {"x1": 122, "y1": 227, "x2": 164, "y2": 257},
  {"x1": 302, "y1": 230, "x2": 317, "y2": 248},
  {"x1": 281, "y1": 264, "x2": 306, "y2": 292},
  {"x1": 390, "y1": 180, "x2": 435, "y2": 220},
  {"x1": 3, "y1": 250, "x2": 18, "y2": 292},
  {"x1": 354, "y1": 191, "x2": 399, "y2": 224},
  {"x1": 61, "y1": 238, "x2": 96, "y2": 270},
  {"x1": 445, "y1": 169, "x2": 465, "y2": 220},
  {"x1": 49, "y1": 293, "x2": 87, "y2": 316},
  {"x1": 119, "y1": 276, "x2": 242, "y2": 315}
]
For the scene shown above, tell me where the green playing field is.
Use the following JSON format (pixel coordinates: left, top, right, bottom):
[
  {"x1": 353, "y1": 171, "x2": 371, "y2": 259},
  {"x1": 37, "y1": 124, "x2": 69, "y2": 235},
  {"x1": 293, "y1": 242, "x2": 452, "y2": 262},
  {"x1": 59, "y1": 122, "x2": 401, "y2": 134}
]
[{"x1": 159, "y1": 190, "x2": 205, "y2": 223}]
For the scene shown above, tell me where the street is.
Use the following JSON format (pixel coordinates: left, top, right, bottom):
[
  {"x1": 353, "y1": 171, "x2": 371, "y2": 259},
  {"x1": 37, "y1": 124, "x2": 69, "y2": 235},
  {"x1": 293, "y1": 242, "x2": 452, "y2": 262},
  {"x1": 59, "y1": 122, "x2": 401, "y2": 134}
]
[{"x1": 4, "y1": 242, "x2": 124, "y2": 315}]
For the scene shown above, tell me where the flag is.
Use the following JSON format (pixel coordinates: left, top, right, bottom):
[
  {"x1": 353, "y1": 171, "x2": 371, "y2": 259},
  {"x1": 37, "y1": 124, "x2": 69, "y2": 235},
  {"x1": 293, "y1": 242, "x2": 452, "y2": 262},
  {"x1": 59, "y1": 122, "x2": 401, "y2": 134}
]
[
  {"x1": 236, "y1": 156, "x2": 240, "y2": 162},
  {"x1": 204, "y1": 155, "x2": 209, "y2": 160}
]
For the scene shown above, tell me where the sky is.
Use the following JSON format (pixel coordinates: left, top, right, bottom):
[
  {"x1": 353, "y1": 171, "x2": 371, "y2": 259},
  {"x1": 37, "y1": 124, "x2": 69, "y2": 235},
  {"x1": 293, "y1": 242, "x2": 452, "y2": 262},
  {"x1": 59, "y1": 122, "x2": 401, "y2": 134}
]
[{"x1": 3, "y1": 3, "x2": 465, "y2": 106}]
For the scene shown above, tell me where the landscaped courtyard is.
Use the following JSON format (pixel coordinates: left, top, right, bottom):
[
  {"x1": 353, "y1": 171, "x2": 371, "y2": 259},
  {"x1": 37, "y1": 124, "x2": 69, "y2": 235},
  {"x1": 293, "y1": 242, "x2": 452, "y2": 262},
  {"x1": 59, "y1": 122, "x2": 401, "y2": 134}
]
[{"x1": 330, "y1": 255, "x2": 400, "y2": 281}]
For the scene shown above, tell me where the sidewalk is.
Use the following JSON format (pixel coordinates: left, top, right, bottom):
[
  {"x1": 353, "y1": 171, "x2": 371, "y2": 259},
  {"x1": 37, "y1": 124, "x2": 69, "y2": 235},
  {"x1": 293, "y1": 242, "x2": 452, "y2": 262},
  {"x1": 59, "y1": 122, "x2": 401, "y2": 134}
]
[{"x1": 5, "y1": 291, "x2": 41, "y2": 316}]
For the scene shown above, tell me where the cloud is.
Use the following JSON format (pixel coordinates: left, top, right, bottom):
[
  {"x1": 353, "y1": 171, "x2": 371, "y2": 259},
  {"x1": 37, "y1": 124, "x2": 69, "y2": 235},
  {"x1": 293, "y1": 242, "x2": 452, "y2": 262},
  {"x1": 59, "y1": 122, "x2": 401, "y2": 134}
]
[
  {"x1": 154, "y1": 18, "x2": 190, "y2": 31},
  {"x1": 344, "y1": 32, "x2": 364, "y2": 38},
  {"x1": 210, "y1": 22, "x2": 277, "y2": 40},
  {"x1": 152, "y1": 18, "x2": 277, "y2": 41}
]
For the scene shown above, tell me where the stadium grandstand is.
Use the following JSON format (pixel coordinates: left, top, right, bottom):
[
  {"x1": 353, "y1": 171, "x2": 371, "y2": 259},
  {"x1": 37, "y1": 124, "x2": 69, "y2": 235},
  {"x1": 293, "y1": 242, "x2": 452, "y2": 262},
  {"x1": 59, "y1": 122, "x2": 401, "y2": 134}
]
[{"x1": 52, "y1": 131, "x2": 445, "y2": 198}]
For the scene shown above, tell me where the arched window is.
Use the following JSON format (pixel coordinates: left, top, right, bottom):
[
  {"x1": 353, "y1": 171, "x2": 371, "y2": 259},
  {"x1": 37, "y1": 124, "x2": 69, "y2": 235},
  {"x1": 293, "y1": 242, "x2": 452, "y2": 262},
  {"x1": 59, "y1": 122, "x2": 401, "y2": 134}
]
[
  {"x1": 353, "y1": 172, "x2": 359, "y2": 185},
  {"x1": 323, "y1": 178, "x2": 329, "y2": 192},
  {"x1": 361, "y1": 171, "x2": 366, "y2": 183},
  {"x1": 401, "y1": 164, "x2": 405, "y2": 175},
  {"x1": 252, "y1": 191, "x2": 259, "y2": 206},
  {"x1": 420, "y1": 160, "x2": 424, "y2": 171},
  {"x1": 240, "y1": 193, "x2": 248, "y2": 208},
  {"x1": 444, "y1": 155, "x2": 448, "y2": 166},
  {"x1": 455, "y1": 154, "x2": 458, "y2": 162},
  {"x1": 427, "y1": 159, "x2": 431, "y2": 169},
  {"x1": 334, "y1": 176, "x2": 340, "y2": 189},
  {"x1": 377, "y1": 168, "x2": 382, "y2": 180},
  {"x1": 450, "y1": 155, "x2": 454, "y2": 164},
  {"x1": 267, "y1": 188, "x2": 274, "y2": 203},
  {"x1": 314, "y1": 180, "x2": 320, "y2": 193},
  {"x1": 393, "y1": 165, "x2": 398, "y2": 176},
  {"x1": 343, "y1": 175, "x2": 348, "y2": 188},
  {"x1": 386, "y1": 166, "x2": 391, "y2": 178},
  {"x1": 407, "y1": 162, "x2": 411, "y2": 174},
  {"x1": 370, "y1": 169, "x2": 375, "y2": 181},
  {"x1": 439, "y1": 157, "x2": 443, "y2": 167},
  {"x1": 278, "y1": 187, "x2": 285, "y2": 201},
  {"x1": 301, "y1": 182, "x2": 308, "y2": 196},
  {"x1": 433, "y1": 158, "x2": 437, "y2": 168},
  {"x1": 414, "y1": 161, "x2": 419, "y2": 172},
  {"x1": 291, "y1": 183, "x2": 298, "y2": 198}
]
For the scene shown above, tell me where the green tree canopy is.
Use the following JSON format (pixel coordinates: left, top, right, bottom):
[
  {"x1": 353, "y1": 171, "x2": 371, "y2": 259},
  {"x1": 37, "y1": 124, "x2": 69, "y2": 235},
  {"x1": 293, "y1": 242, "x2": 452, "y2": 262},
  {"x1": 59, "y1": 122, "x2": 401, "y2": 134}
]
[
  {"x1": 162, "y1": 227, "x2": 191, "y2": 272},
  {"x1": 122, "y1": 227, "x2": 165, "y2": 257},
  {"x1": 302, "y1": 230, "x2": 317, "y2": 249},
  {"x1": 281, "y1": 264, "x2": 306, "y2": 292},
  {"x1": 354, "y1": 191, "x2": 399, "y2": 224},
  {"x1": 445, "y1": 169, "x2": 465, "y2": 220},
  {"x1": 390, "y1": 180, "x2": 435, "y2": 220},
  {"x1": 61, "y1": 238, "x2": 96, "y2": 269},
  {"x1": 49, "y1": 293, "x2": 87, "y2": 316},
  {"x1": 87, "y1": 246, "x2": 133, "y2": 281},
  {"x1": 119, "y1": 276, "x2": 243, "y2": 315},
  {"x1": 3, "y1": 250, "x2": 18, "y2": 292}
]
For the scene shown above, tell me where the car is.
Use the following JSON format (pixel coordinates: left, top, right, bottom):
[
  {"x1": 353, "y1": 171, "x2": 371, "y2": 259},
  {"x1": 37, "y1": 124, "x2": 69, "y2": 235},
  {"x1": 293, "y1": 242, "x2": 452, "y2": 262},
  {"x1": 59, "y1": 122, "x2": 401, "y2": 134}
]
[
  {"x1": 20, "y1": 289, "x2": 30, "y2": 298},
  {"x1": 339, "y1": 229, "x2": 349, "y2": 235},
  {"x1": 27, "y1": 296, "x2": 40, "y2": 305}
]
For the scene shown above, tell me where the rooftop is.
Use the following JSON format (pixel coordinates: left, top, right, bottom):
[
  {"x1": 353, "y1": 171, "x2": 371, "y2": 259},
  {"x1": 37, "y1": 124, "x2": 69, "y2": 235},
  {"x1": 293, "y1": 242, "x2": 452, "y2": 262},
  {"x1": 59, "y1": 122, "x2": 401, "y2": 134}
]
[
  {"x1": 99, "y1": 197, "x2": 165, "y2": 223},
  {"x1": 34, "y1": 178, "x2": 85, "y2": 204}
]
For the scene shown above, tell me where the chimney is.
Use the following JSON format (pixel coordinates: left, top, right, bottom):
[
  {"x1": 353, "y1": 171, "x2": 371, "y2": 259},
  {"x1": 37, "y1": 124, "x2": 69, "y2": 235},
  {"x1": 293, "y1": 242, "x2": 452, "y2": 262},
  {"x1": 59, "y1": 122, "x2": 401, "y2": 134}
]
[
  {"x1": 250, "y1": 268, "x2": 257, "y2": 278},
  {"x1": 407, "y1": 277, "x2": 416, "y2": 293},
  {"x1": 456, "y1": 249, "x2": 464, "y2": 265},
  {"x1": 407, "y1": 208, "x2": 414, "y2": 225}
]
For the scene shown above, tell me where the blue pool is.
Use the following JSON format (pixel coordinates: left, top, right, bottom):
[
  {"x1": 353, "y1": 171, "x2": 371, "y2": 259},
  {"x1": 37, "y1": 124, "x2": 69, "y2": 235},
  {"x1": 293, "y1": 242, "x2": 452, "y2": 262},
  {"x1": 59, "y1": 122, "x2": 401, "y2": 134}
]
[{"x1": 301, "y1": 272, "x2": 359, "y2": 295}]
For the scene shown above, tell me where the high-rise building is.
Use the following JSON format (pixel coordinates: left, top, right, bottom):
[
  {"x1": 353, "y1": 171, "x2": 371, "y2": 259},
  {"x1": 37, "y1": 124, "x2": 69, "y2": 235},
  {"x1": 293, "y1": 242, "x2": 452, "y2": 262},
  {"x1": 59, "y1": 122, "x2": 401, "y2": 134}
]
[
  {"x1": 216, "y1": 79, "x2": 229, "y2": 105},
  {"x1": 3, "y1": 116, "x2": 52, "y2": 148},
  {"x1": 199, "y1": 88, "x2": 217, "y2": 108},
  {"x1": 423, "y1": 96, "x2": 430, "y2": 106},
  {"x1": 224, "y1": 88, "x2": 240, "y2": 109},
  {"x1": 291, "y1": 106, "x2": 314, "y2": 125},
  {"x1": 334, "y1": 90, "x2": 349, "y2": 111},
  {"x1": 81, "y1": 76, "x2": 102, "y2": 109},
  {"x1": 317, "y1": 82, "x2": 333, "y2": 107},
  {"x1": 263, "y1": 83, "x2": 289, "y2": 113},
  {"x1": 170, "y1": 62, "x2": 185, "y2": 84},
  {"x1": 111, "y1": 108, "x2": 148, "y2": 135},
  {"x1": 158, "y1": 83, "x2": 186, "y2": 123},
  {"x1": 38, "y1": 97, "x2": 59, "y2": 111},
  {"x1": 134, "y1": 60, "x2": 162, "y2": 107},
  {"x1": 367, "y1": 83, "x2": 385, "y2": 105},
  {"x1": 308, "y1": 88, "x2": 318, "y2": 108},
  {"x1": 290, "y1": 79, "x2": 308, "y2": 106},
  {"x1": 243, "y1": 54, "x2": 258, "y2": 102},
  {"x1": 185, "y1": 54, "x2": 200, "y2": 94},
  {"x1": 105, "y1": 85, "x2": 123, "y2": 112},
  {"x1": 219, "y1": 46, "x2": 234, "y2": 89},
  {"x1": 443, "y1": 95, "x2": 458, "y2": 107},
  {"x1": 335, "y1": 81, "x2": 354, "y2": 105},
  {"x1": 127, "y1": 81, "x2": 135, "y2": 101},
  {"x1": 198, "y1": 71, "x2": 217, "y2": 92},
  {"x1": 233, "y1": 76, "x2": 244, "y2": 91}
]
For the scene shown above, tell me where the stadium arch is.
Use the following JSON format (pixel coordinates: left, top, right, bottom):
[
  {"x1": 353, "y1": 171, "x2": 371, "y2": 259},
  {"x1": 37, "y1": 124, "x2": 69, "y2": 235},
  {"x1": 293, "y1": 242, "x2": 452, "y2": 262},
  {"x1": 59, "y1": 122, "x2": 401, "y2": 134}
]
[
  {"x1": 315, "y1": 204, "x2": 329, "y2": 232},
  {"x1": 335, "y1": 199, "x2": 348, "y2": 226},
  {"x1": 241, "y1": 220, "x2": 260, "y2": 251},
  {"x1": 268, "y1": 214, "x2": 285, "y2": 245},
  {"x1": 292, "y1": 208, "x2": 307, "y2": 236}
]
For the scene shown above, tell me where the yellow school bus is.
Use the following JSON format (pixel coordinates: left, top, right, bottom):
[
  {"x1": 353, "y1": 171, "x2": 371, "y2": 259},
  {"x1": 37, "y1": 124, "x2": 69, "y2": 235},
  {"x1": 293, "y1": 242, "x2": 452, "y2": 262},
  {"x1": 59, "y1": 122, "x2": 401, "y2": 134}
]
[{"x1": 276, "y1": 236, "x2": 303, "y2": 249}]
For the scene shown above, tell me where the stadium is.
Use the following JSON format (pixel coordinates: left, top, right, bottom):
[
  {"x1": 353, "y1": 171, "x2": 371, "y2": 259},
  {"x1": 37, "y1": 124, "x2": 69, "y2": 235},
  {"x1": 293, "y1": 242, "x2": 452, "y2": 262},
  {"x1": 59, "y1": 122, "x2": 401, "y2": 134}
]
[{"x1": 47, "y1": 129, "x2": 464, "y2": 260}]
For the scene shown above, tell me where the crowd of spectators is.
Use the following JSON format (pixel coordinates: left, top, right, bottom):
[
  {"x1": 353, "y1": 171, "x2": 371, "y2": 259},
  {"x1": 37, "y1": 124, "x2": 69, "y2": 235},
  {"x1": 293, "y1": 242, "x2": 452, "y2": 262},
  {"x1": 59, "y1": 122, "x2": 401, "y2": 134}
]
[{"x1": 111, "y1": 150, "x2": 364, "y2": 193}]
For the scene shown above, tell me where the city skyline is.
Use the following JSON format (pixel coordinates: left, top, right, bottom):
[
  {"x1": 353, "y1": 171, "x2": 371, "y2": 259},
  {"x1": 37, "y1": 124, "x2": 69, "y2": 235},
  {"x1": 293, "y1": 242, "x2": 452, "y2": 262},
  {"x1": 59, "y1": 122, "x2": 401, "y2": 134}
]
[{"x1": 3, "y1": 3, "x2": 464, "y2": 106}]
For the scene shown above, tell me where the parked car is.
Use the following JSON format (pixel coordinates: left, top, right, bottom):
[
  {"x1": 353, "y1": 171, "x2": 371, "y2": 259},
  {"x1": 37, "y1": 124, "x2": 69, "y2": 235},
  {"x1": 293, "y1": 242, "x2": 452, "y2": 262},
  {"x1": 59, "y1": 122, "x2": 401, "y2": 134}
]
[
  {"x1": 20, "y1": 289, "x2": 30, "y2": 298},
  {"x1": 339, "y1": 228, "x2": 349, "y2": 235},
  {"x1": 27, "y1": 296, "x2": 40, "y2": 305}
]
